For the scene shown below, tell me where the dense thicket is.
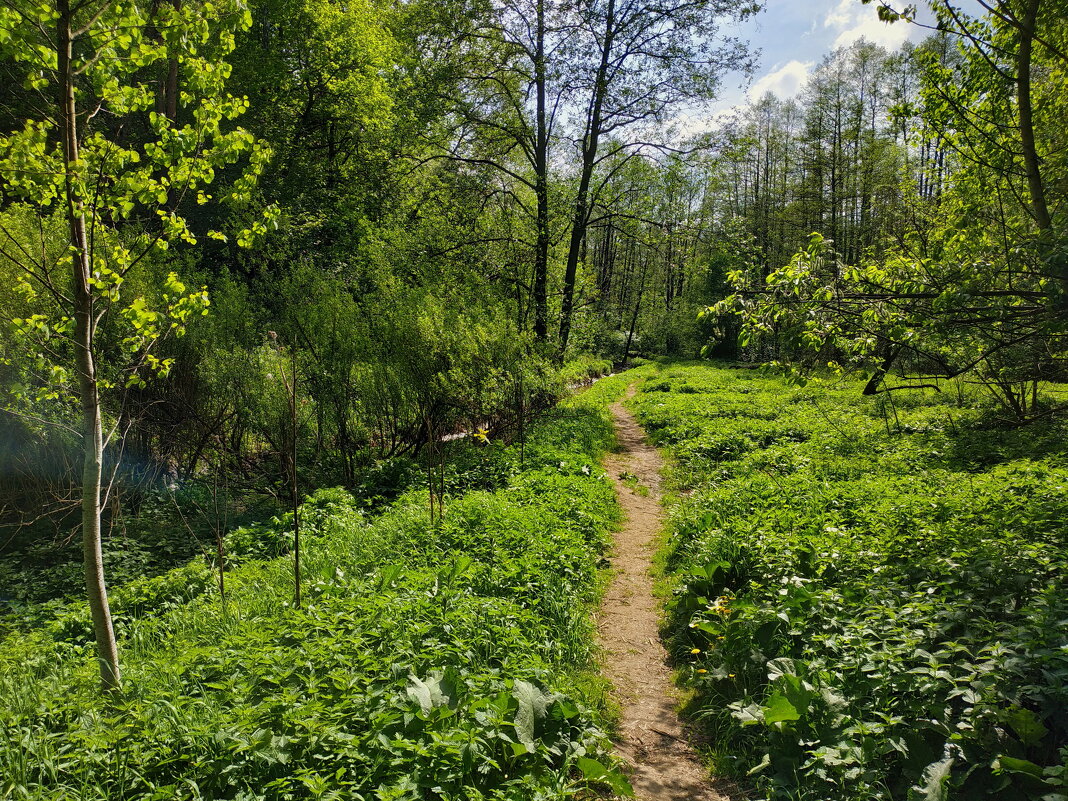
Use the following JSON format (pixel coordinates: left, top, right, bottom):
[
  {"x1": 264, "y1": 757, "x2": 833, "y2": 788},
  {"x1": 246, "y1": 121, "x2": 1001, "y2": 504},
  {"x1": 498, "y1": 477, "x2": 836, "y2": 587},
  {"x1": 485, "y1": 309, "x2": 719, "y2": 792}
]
[
  {"x1": 0, "y1": 0, "x2": 751, "y2": 627},
  {"x1": 0, "y1": 0, "x2": 757, "y2": 522}
]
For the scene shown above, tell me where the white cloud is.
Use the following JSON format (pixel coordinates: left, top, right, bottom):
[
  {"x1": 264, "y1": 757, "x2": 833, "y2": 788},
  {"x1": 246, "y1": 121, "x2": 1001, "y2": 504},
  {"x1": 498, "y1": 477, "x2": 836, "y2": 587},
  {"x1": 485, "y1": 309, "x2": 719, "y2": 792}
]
[
  {"x1": 833, "y1": 15, "x2": 911, "y2": 49},
  {"x1": 825, "y1": 0, "x2": 912, "y2": 50},
  {"x1": 670, "y1": 107, "x2": 739, "y2": 139},
  {"x1": 748, "y1": 60, "x2": 813, "y2": 101},
  {"x1": 823, "y1": 0, "x2": 854, "y2": 31}
]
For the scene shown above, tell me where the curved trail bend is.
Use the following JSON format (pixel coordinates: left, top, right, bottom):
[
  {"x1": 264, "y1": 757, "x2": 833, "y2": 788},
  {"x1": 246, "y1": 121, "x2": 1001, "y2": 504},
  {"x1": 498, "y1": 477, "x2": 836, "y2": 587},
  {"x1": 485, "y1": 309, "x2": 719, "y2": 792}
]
[{"x1": 598, "y1": 395, "x2": 732, "y2": 801}]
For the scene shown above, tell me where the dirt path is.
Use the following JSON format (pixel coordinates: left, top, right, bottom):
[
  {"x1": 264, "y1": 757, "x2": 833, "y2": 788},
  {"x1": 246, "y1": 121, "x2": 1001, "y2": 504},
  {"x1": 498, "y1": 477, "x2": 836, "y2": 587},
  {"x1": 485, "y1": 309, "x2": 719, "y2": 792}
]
[{"x1": 598, "y1": 394, "x2": 731, "y2": 801}]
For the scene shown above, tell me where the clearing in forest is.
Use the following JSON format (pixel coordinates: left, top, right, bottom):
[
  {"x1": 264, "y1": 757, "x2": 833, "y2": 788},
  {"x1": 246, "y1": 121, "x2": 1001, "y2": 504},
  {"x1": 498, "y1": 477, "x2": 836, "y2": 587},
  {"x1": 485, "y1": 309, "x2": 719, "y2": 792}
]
[{"x1": 598, "y1": 391, "x2": 731, "y2": 801}]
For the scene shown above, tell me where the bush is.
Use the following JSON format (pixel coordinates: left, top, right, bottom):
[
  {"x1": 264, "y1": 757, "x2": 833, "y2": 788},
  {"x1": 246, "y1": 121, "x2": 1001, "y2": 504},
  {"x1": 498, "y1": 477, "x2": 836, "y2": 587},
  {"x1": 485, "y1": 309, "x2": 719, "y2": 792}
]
[{"x1": 558, "y1": 355, "x2": 614, "y2": 388}]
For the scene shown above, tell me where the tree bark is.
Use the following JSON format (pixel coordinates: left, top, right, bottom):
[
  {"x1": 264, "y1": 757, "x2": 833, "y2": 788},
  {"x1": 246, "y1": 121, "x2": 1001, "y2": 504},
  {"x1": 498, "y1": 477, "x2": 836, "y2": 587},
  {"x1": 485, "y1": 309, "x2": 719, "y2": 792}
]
[
  {"x1": 58, "y1": 0, "x2": 121, "y2": 693},
  {"x1": 1016, "y1": 0, "x2": 1051, "y2": 234},
  {"x1": 532, "y1": 0, "x2": 550, "y2": 341},
  {"x1": 623, "y1": 253, "x2": 649, "y2": 362},
  {"x1": 285, "y1": 345, "x2": 302, "y2": 609},
  {"x1": 1013, "y1": 0, "x2": 1064, "y2": 310},
  {"x1": 559, "y1": 0, "x2": 615, "y2": 356}
]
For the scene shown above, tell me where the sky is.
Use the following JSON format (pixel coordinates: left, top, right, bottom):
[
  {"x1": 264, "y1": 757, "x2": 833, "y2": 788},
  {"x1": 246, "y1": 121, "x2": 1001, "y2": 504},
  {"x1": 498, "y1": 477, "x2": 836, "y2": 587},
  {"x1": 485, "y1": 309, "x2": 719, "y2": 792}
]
[{"x1": 672, "y1": 0, "x2": 961, "y2": 136}]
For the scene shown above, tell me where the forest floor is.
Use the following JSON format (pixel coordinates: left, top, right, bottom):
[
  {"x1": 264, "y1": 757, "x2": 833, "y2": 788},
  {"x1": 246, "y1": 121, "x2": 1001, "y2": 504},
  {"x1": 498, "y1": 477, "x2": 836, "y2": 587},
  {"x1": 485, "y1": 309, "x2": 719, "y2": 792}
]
[{"x1": 597, "y1": 388, "x2": 734, "y2": 801}]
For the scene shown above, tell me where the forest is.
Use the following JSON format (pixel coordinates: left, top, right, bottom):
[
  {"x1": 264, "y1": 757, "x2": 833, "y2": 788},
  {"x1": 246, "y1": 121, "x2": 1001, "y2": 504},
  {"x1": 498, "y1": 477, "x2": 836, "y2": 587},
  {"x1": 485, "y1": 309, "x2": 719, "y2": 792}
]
[{"x1": 0, "y1": 0, "x2": 1065, "y2": 799}]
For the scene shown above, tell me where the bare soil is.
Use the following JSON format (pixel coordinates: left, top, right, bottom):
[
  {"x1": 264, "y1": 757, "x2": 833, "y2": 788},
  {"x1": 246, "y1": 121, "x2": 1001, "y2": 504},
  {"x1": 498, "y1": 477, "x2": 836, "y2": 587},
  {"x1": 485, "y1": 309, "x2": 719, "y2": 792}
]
[{"x1": 597, "y1": 396, "x2": 733, "y2": 801}]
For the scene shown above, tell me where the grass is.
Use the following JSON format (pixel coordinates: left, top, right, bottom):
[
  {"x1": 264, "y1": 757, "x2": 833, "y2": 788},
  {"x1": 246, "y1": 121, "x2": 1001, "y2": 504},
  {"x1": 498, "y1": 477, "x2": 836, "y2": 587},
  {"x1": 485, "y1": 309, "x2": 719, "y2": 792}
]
[
  {"x1": 0, "y1": 399, "x2": 632, "y2": 801},
  {"x1": 623, "y1": 361, "x2": 1068, "y2": 801}
]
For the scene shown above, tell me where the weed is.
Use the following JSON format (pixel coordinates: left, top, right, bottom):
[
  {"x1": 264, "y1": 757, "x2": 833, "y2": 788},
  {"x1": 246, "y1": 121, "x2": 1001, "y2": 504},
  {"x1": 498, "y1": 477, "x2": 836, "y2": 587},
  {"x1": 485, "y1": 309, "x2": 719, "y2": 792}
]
[
  {"x1": 0, "y1": 405, "x2": 631, "y2": 801},
  {"x1": 632, "y1": 363, "x2": 1068, "y2": 801}
]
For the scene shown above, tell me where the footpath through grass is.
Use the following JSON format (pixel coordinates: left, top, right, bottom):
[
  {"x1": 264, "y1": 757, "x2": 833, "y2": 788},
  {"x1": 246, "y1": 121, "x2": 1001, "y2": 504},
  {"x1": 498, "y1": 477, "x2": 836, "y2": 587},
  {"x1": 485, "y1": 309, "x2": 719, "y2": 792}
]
[
  {"x1": 625, "y1": 361, "x2": 1068, "y2": 801},
  {"x1": 0, "y1": 376, "x2": 635, "y2": 801}
]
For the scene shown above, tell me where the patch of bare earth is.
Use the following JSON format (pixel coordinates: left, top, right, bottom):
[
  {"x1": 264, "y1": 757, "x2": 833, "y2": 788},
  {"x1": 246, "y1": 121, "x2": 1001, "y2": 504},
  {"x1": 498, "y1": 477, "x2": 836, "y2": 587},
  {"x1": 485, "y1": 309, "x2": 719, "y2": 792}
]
[{"x1": 597, "y1": 395, "x2": 733, "y2": 801}]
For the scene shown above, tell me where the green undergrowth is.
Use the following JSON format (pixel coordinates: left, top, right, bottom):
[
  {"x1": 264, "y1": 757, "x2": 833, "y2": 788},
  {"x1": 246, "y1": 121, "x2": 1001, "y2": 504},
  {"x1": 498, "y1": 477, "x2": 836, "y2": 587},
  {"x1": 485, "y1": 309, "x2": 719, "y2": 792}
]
[
  {"x1": 569, "y1": 370, "x2": 634, "y2": 414},
  {"x1": 559, "y1": 355, "x2": 614, "y2": 387},
  {"x1": 0, "y1": 399, "x2": 633, "y2": 800},
  {"x1": 0, "y1": 356, "x2": 616, "y2": 613},
  {"x1": 629, "y1": 362, "x2": 1068, "y2": 801}
]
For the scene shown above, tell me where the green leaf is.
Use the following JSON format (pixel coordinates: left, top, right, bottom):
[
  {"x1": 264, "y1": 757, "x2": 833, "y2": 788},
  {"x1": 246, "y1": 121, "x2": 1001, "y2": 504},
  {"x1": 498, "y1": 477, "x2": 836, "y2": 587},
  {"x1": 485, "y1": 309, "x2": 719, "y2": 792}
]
[
  {"x1": 1001, "y1": 706, "x2": 1048, "y2": 747},
  {"x1": 732, "y1": 703, "x2": 763, "y2": 726},
  {"x1": 766, "y1": 657, "x2": 796, "y2": 681},
  {"x1": 994, "y1": 756, "x2": 1057, "y2": 792},
  {"x1": 406, "y1": 673, "x2": 445, "y2": 715},
  {"x1": 747, "y1": 753, "x2": 771, "y2": 776},
  {"x1": 576, "y1": 757, "x2": 634, "y2": 797},
  {"x1": 511, "y1": 679, "x2": 548, "y2": 751},
  {"x1": 761, "y1": 692, "x2": 799, "y2": 725},
  {"x1": 994, "y1": 756, "x2": 1044, "y2": 780},
  {"x1": 908, "y1": 755, "x2": 955, "y2": 801}
]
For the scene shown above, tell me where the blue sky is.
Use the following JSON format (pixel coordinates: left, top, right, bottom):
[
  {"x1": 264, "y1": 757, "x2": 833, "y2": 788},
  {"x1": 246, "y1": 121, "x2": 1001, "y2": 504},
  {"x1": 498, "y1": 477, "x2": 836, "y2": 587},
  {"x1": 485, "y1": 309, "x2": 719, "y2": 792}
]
[{"x1": 673, "y1": 0, "x2": 970, "y2": 134}]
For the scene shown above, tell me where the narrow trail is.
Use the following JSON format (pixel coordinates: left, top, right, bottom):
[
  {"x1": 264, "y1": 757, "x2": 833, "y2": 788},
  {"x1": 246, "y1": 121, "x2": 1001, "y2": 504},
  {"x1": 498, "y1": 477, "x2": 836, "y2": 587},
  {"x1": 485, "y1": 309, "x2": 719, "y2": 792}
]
[{"x1": 597, "y1": 392, "x2": 731, "y2": 801}]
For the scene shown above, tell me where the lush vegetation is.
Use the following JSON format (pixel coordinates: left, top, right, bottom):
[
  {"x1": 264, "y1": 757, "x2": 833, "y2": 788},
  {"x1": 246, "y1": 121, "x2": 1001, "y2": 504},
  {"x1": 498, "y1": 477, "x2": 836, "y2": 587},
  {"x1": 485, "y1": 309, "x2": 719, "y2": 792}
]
[
  {"x1": 622, "y1": 361, "x2": 1068, "y2": 800},
  {"x1": 0, "y1": 0, "x2": 1066, "y2": 796},
  {"x1": 712, "y1": 1, "x2": 1067, "y2": 414},
  {"x1": 0, "y1": 387, "x2": 641, "y2": 800}
]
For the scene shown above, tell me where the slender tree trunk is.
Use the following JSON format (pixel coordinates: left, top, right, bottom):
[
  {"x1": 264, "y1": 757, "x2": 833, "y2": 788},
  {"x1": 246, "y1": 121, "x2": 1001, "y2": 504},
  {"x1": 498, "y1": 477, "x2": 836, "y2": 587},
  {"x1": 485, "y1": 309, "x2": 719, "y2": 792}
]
[
  {"x1": 211, "y1": 466, "x2": 228, "y2": 609},
  {"x1": 149, "y1": 0, "x2": 180, "y2": 124},
  {"x1": 153, "y1": 0, "x2": 181, "y2": 211},
  {"x1": 623, "y1": 254, "x2": 649, "y2": 362},
  {"x1": 596, "y1": 221, "x2": 614, "y2": 306},
  {"x1": 165, "y1": 55, "x2": 179, "y2": 122},
  {"x1": 532, "y1": 0, "x2": 550, "y2": 341},
  {"x1": 288, "y1": 346, "x2": 302, "y2": 609},
  {"x1": 1014, "y1": 0, "x2": 1062, "y2": 310},
  {"x1": 617, "y1": 236, "x2": 634, "y2": 329},
  {"x1": 559, "y1": 0, "x2": 615, "y2": 356},
  {"x1": 1016, "y1": 2, "x2": 1048, "y2": 231},
  {"x1": 59, "y1": 0, "x2": 121, "y2": 693}
]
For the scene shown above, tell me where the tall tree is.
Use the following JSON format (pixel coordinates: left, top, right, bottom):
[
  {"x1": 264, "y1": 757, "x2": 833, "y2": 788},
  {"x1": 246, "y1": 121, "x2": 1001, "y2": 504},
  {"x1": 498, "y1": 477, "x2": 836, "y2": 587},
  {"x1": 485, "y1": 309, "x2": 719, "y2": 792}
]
[
  {"x1": 556, "y1": 0, "x2": 757, "y2": 354},
  {"x1": 438, "y1": 0, "x2": 574, "y2": 342},
  {"x1": 0, "y1": 0, "x2": 271, "y2": 689}
]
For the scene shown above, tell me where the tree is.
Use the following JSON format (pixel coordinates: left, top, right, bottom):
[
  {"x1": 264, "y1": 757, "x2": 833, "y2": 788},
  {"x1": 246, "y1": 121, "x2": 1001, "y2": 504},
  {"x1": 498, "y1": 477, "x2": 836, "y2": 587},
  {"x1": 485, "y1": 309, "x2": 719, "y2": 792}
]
[
  {"x1": 555, "y1": 0, "x2": 757, "y2": 355},
  {"x1": 867, "y1": 0, "x2": 1067, "y2": 299},
  {"x1": 712, "y1": 1, "x2": 1067, "y2": 409},
  {"x1": 0, "y1": 0, "x2": 272, "y2": 690},
  {"x1": 435, "y1": 0, "x2": 572, "y2": 342},
  {"x1": 228, "y1": 0, "x2": 396, "y2": 257},
  {"x1": 439, "y1": 0, "x2": 755, "y2": 352}
]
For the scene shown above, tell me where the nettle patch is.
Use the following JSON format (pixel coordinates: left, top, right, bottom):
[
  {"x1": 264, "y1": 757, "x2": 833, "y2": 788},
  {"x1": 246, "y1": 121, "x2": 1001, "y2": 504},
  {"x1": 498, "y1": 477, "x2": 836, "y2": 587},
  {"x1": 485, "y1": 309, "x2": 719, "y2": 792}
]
[
  {"x1": 632, "y1": 363, "x2": 1068, "y2": 801},
  {"x1": 0, "y1": 404, "x2": 630, "y2": 801}
]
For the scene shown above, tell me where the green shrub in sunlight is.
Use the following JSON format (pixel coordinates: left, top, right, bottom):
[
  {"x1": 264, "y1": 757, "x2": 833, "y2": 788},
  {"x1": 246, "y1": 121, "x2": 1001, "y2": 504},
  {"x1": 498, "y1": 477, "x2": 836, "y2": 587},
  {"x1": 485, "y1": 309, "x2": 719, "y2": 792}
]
[{"x1": 558, "y1": 356, "x2": 614, "y2": 388}]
